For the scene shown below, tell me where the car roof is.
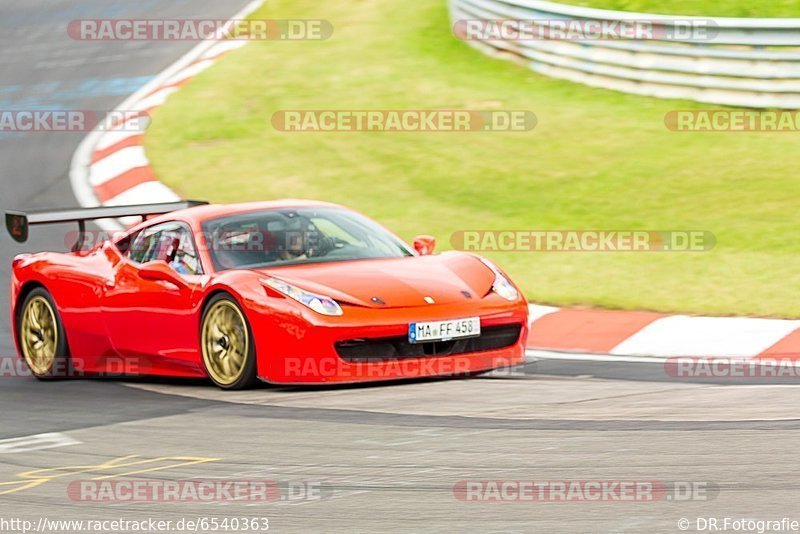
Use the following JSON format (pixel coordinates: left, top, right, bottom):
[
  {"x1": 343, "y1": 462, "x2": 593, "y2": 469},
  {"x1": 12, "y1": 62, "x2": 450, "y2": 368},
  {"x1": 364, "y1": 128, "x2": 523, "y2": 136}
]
[{"x1": 135, "y1": 199, "x2": 347, "y2": 229}]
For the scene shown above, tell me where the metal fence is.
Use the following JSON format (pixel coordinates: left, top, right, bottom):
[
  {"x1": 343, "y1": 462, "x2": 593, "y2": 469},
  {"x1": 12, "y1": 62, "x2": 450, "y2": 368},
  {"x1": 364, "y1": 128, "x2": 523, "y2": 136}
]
[{"x1": 449, "y1": 0, "x2": 800, "y2": 108}]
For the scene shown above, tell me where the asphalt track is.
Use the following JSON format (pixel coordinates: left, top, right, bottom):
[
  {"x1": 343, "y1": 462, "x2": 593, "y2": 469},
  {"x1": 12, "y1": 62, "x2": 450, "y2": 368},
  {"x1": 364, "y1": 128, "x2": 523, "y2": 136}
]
[{"x1": 1, "y1": 2, "x2": 800, "y2": 533}]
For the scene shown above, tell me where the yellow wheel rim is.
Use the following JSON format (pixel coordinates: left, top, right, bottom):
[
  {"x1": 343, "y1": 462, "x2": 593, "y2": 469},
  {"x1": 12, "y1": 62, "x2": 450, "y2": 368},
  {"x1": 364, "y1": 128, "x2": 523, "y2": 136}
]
[
  {"x1": 21, "y1": 295, "x2": 59, "y2": 375},
  {"x1": 201, "y1": 300, "x2": 249, "y2": 386}
]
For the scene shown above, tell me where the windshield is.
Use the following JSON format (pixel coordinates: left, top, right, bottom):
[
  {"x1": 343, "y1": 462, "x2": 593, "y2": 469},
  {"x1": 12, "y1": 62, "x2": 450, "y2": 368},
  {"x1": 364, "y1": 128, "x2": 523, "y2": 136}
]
[{"x1": 201, "y1": 207, "x2": 414, "y2": 271}]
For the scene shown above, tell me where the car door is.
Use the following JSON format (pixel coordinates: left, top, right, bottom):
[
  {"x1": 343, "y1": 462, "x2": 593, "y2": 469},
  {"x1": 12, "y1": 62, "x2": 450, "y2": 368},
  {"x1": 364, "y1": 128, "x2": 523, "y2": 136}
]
[{"x1": 101, "y1": 221, "x2": 207, "y2": 375}]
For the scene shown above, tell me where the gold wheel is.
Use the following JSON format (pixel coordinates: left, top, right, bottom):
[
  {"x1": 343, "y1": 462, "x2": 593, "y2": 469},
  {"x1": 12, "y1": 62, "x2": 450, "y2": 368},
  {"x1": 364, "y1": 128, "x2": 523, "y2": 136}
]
[
  {"x1": 201, "y1": 299, "x2": 249, "y2": 386},
  {"x1": 21, "y1": 295, "x2": 59, "y2": 375}
]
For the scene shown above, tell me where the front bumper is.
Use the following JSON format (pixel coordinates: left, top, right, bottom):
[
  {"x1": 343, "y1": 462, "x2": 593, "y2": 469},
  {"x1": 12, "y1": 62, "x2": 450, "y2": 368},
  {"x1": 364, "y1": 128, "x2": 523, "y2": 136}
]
[{"x1": 248, "y1": 297, "x2": 529, "y2": 384}]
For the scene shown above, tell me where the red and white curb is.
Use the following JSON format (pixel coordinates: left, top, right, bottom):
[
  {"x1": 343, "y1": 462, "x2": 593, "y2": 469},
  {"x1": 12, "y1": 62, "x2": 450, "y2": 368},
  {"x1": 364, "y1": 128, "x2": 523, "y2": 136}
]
[
  {"x1": 66, "y1": 0, "x2": 800, "y2": 364},
  {"x1": 526, "y1": 305, "x2": 800, "y2": 362},
  {"x1": 69, "y1": 0, "x2": 265, "y2": 232}
]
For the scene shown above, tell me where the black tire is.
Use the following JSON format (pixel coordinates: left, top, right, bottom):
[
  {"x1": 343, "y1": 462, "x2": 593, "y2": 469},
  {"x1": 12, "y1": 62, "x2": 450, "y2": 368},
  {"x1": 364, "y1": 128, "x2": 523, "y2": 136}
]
[
  {"x1": 17, "y1": 287, "x2": 71, "y2": 379},
  {"x1": 200, "y1": 293, "x2": 258, "y2": 390}
]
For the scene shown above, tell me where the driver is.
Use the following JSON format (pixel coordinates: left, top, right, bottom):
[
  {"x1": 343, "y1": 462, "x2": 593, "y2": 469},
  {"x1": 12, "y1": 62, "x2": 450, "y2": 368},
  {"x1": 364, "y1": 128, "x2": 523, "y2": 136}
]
[
  {"x1": 276, "y1": 215, "x2": 312, "y2": 261},
  {"x1": 278, "y1": 229, "x2": 308, "y2": 261},
  {"x1": 275, "y1": 215, "x2": 335, "y2": 261}
]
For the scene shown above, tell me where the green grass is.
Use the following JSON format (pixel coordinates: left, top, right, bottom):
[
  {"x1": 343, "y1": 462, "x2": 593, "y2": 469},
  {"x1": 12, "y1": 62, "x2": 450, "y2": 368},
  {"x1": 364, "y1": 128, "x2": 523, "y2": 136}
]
[
  {"x1": 555, "y1": 0, "x2": 800, "y2": 17},
  {"x1": 146, "y1": 0, "x2": 800, "y2": 318}
]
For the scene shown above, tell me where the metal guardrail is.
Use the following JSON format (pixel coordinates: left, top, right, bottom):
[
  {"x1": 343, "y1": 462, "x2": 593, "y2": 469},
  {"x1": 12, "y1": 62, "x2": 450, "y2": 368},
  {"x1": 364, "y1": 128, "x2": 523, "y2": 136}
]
[{"x1": 449, "y1": 0, "x2": 800, "y2": 108}]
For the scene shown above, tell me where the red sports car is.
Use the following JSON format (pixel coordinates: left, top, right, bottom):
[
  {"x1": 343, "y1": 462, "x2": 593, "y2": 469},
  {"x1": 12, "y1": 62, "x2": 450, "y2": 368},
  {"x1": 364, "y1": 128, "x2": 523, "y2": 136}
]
[{"x1": 7, "y1": 200, "x2": 529, "y2": 389}]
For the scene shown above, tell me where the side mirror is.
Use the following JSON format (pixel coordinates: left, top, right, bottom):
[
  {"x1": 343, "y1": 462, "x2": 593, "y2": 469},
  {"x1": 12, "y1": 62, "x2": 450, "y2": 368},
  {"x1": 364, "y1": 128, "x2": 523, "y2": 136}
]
[
  {"x1": 413, "y1": 235, "x2": 436, "y2": 256},
  {"x1": 139, "y1": 260, "x2": 187, "y2": 289}
]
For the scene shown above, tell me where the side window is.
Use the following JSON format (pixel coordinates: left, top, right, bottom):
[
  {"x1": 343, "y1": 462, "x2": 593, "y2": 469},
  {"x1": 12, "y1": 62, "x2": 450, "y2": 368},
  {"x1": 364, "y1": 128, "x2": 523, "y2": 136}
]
[
  {"x1": 167, "y1": 227, "x2": 202, "y2": 275},
  {"x1": 128, "y1": 228, "x2": 161, "y2": 264},
  {"x1": 115, "y1": 232, "x2": 137, "y2": 255},
  {"x1": 127, "y1": 223, "x2": 202, "y2": 275}
]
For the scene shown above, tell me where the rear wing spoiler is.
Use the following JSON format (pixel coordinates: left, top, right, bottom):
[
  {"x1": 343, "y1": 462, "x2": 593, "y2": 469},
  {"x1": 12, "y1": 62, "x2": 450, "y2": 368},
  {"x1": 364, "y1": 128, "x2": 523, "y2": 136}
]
[{"x1": 5, "y1": 200, "x2": 208, "y2": 252}]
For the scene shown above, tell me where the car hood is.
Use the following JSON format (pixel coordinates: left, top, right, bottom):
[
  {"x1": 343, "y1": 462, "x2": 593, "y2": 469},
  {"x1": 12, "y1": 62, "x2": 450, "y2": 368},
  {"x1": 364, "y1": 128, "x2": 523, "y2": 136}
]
[{"x1": 255, "y1": 252, "x2": 495, "y2": 309}]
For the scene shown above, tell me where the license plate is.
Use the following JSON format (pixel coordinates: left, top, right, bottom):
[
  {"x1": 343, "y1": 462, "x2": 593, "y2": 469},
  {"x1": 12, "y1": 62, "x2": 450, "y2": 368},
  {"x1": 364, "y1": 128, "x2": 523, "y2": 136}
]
[{"x1": 409, "y1": 317, "x2": 481, "y2": 344}]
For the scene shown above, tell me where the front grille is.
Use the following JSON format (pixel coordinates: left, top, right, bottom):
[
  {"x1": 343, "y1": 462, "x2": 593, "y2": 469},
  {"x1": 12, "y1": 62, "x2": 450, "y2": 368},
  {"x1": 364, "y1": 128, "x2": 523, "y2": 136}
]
[{"x1": 335, "y1": 324, "x2": 522, "y2": 363}]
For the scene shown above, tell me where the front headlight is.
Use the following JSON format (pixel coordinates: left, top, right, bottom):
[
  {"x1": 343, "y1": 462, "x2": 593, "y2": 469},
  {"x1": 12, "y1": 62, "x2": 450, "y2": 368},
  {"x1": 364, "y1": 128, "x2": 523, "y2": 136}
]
[
  {"x1": 479, "y1": 258, "x2": 520, "y2": 301},
  {"x1": 260, "y1": 277, "x2": 344, "y2": 316}
]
